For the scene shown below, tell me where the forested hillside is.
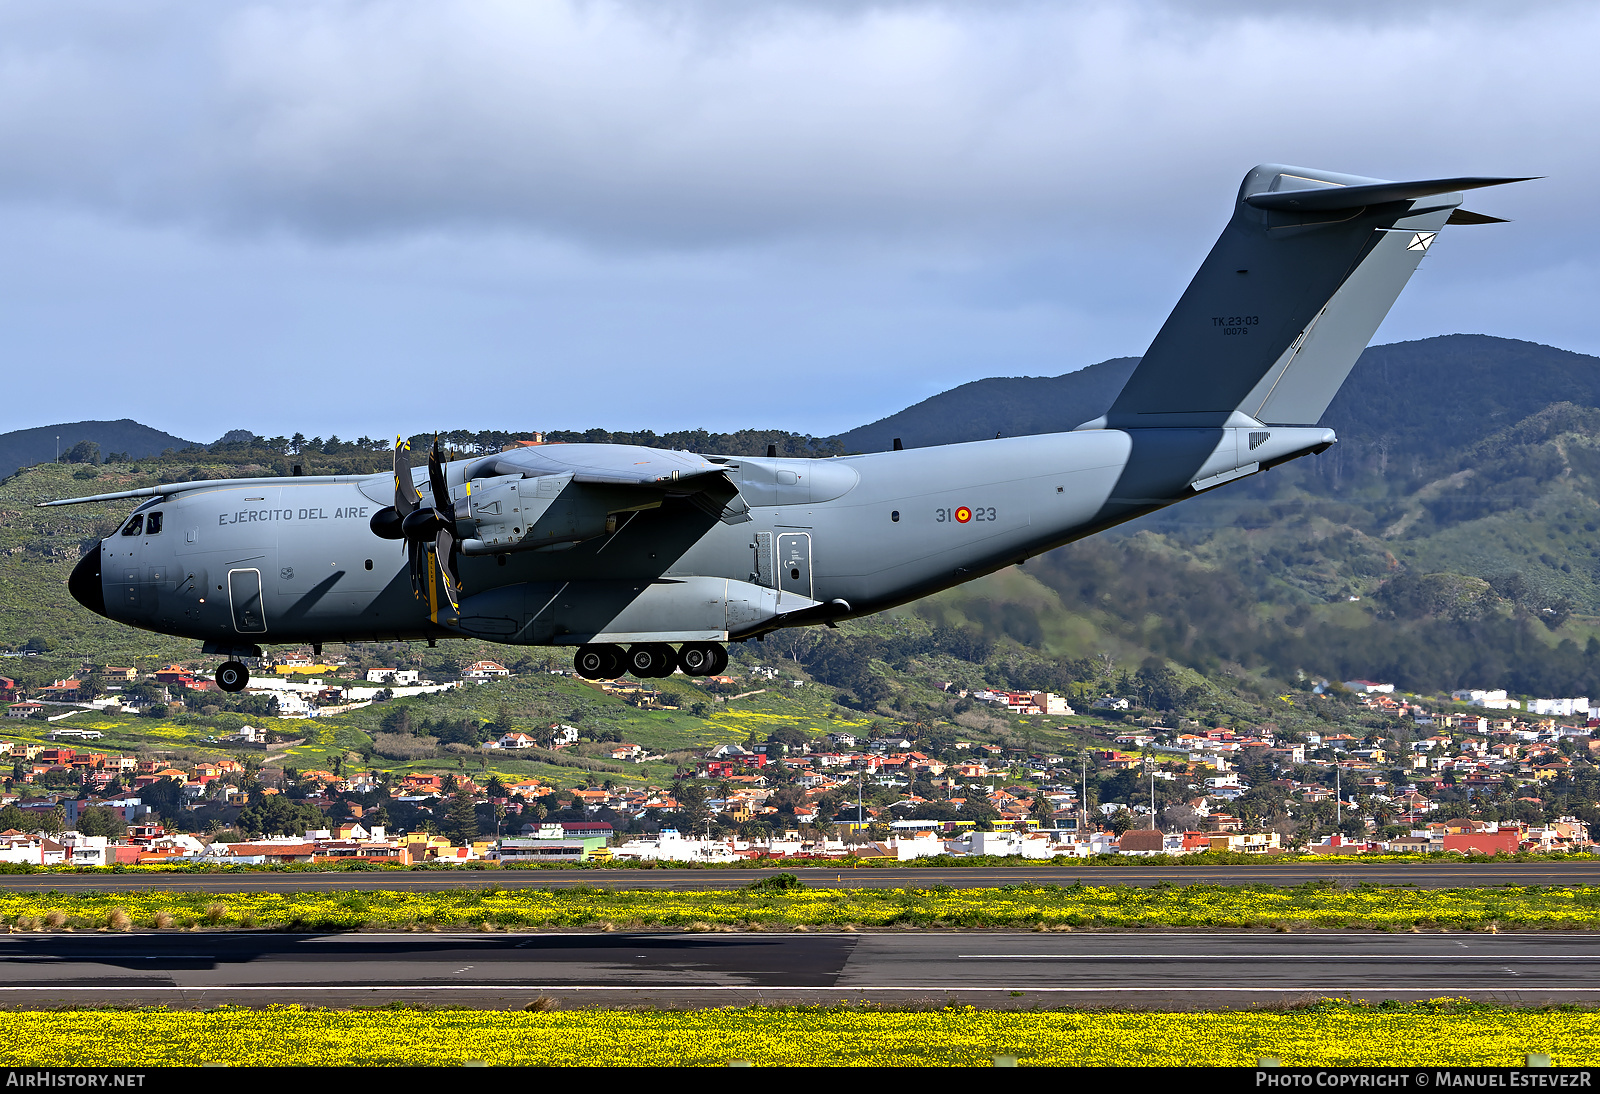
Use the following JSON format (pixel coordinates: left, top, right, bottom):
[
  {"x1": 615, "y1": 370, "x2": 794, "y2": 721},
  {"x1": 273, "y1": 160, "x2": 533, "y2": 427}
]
[
  {"x1": 0, "y1": 420, "x2": 198, "y2": 476},
  {"x1": 6, "y1": 333, "x2": 1600, "y2": 714},
  {"x1": 848, "y1": 333, "x2": 1600, "y2": 700}
]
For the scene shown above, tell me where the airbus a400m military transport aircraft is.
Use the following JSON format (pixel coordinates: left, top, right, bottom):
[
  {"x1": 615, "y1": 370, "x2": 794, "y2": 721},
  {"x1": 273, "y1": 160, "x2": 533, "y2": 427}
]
[{"x1": 51, "y1": 164, "x2": 1526, "y2": 693}]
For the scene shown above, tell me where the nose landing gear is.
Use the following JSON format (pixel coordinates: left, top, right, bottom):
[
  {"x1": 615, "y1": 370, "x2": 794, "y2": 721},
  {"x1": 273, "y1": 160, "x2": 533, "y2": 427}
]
[{"x1": 572, "y1": 642, "x2": 728, "y2": 680}]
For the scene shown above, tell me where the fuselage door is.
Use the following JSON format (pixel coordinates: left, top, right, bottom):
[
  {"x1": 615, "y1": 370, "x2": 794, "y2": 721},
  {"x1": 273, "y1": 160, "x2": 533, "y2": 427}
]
[
  {"x1": 777, "y1": 532, "x2": 813, "y2": 601},
  {"x1": 228, "y1": 568, "x2": 267, "y2": 633}
]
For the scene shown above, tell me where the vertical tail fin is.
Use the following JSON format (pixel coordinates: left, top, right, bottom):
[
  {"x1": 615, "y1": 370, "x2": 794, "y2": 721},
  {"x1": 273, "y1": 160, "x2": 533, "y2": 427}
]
[{"x1": 1094, "y1": 165, "x2": 1529, "y2": 429}]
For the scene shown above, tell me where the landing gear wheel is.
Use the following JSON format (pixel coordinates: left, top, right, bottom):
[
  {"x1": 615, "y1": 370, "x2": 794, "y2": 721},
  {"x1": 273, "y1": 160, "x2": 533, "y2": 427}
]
[
  {"x1": 216, "y1": 661, "x2": 249, "y2": 693},
  {"x1": 626, "y1": 643, "x2": 676, "y2": 678},
  {"x1": 574, "y1": 644, "x2": 624, "y2": 680},
  {"x1": 676, "y1": 642, "x2": 726, "y2": 677}
]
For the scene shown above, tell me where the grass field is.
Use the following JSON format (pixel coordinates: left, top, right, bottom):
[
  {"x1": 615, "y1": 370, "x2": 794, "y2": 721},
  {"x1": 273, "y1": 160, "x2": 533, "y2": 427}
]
[
  {"x1": 7, "y1": 882, "x2": 1600, "y2": 931},
  {"x1": 0, "y1": 1001, "x2": 1587, "y2": 1066}
]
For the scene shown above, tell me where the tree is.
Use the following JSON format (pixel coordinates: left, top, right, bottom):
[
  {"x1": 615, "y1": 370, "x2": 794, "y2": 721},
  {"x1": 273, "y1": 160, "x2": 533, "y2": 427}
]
[
  {"x1": 766, "y1": 725, "x2": 810, "y2": 754},
  {"x1": 1029, "y1": 793, "x2": 1055, "y2": 826},
  {"x1": 139, "y1": 777, "x2": 185, "y2": 822},
  {"x1": 672, "y1": 781, "x2": 712, "y2": 837},
  {"x1": 959, "y1": 796, "x2": 999, "y2": 830},
  {"x1": 909, "y1": 800, "x2": 961, "y2": 821},
  {"x1": 0, "y1": 804, "x2": 25, "y2": 831},
  {"x1": 77, "y1": 806, "x2": 127, "y2": 838},
  {"x1": 1133, "y1": 659, "x2": 1184, "y2": 712},
  {"x1": 444, "y1": 788, "x2": 481, "y2": 845},
  {"x1": 237, "y1": 794, "x2": 326, "y2": 838},
  {"x1": 1161, "y1": 803, "x2": 1201, "y2": 831},
  {"x1": 63, "y1": 439, "x2": 100, "y2": 465}
]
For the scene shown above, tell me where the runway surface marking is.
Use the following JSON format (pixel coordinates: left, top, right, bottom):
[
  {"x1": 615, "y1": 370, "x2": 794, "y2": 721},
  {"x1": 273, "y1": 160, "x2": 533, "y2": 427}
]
[{"x1": 3, "y1": 931, "x2": 1597, "y2": 1004}]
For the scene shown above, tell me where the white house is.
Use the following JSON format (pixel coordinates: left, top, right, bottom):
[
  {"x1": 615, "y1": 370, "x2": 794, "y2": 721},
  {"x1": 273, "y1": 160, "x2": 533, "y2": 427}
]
[
  {"x1": 1344, "y1": 680, "x2": 1395, "y2": 694},
  {"x1": 1527, "y1": 697, "x2": 1590, "y2": 717},
  {"x1": 610, "y1": 829, "x2": 738, "y2": 863},
  {"x1": 1452, "y1": 688, "x2": 1521, "y2": 711},
  {"x1": 495, "y1": 732, "x2": 536, "y2": 750},
  {"x1": 57, "y1": 833, "x2": 110, "y2": 867},
  {"x1": 0, "y1": 836, "x2": 65, "y2": 865},
  {"x1": 955, "y1": 830, "x2": 1056, "y2": 859},
  {"x1": 366, "y1": 668, "x2": 420, "y2": 685},
  {"x1": 463, "y1": 661, "x2": 511, "y2": 680}
]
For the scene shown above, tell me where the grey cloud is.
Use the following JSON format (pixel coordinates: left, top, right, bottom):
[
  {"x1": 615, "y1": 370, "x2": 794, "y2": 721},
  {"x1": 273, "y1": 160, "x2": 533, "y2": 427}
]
[
  {"x1": 0, "y1": 0, "x2": 1588, "y2": 246},
  {"x1": 0, "y1": 0, "x2": 1593, "y2": 443}
]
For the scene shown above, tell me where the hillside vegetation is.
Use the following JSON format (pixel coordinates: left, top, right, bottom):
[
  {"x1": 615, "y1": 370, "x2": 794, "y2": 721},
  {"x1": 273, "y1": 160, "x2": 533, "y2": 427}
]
[{"x1": 6, "y1": 334, "x2": 1600, "y2": 720}]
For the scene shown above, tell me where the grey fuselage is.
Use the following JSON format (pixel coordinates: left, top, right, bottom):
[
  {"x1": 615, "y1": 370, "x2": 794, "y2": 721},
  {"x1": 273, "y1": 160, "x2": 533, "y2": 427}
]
[
  {"x1": 68, "y1": 162, "x2": 1523, "y2": 654},
  {"x1": 79, "y1": 423, "x2": 1332, "y2": 651}
]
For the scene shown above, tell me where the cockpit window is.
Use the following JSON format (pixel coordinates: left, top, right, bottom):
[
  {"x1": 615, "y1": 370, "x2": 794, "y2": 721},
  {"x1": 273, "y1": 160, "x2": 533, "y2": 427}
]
[
  {"x1": 145, "y1": 511, "x2": 164, "y2": 535},
  {"x1": 120, "y1": 515, "x2": 144, "y2": 537}
]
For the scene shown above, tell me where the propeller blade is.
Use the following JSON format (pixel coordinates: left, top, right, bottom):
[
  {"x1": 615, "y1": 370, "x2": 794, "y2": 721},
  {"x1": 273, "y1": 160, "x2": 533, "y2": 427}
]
[
  {"x1": 407, "y1": 539, "x2": 427, "y2": 598},
  {"x1": 416, "y1": 436, "x2": 461, "y2": 618},
  {"x1": 434, "y1": 526, "x2": 461, "y2": 616},
  {"x1": 394, "y1": 436, "x2": 418, "y2": 518},
  {"x1": 427, "y1": 437, "x2": 455, "y2": 534}
]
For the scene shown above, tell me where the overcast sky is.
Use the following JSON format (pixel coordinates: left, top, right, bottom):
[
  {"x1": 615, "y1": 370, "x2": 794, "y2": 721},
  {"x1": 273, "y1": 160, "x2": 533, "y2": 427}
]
[{"x1": 0, "y1": 0, "x2": 1592, "y2": 443}]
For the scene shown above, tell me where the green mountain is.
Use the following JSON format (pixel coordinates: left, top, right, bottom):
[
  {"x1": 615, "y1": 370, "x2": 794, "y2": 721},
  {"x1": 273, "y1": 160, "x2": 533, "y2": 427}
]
[
  {"x1": 837, "y1": 356, "x2": 1140, "y2": 451},
  {"x1": 0, "y1": 420, "x2": 199, "y2": 476},
  {"x1": 828, "y1": 333, "x2": 1600, "y2": 700},
  {"x1": 8, "y1": 333, "x2": 1600, "y2": 707},
  {"x1": 841, "y1": 334, "x2": 1600, "y2": 456}
]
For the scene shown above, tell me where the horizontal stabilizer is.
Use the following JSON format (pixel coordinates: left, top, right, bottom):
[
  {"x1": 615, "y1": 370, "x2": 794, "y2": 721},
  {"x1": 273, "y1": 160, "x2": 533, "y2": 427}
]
[
  {"x1": 1246, "y1": 175, "x2": 1534, "y2": 213},
  {"x1": 1447, "y1": 208, "x2": 1510, "y2": 225}
]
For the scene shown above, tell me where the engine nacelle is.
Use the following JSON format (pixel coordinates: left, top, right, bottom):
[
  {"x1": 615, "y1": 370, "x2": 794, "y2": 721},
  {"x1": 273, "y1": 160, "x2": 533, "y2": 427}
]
[{"x1": 458, "y1": 473, "x2": 622, "y2": 555}]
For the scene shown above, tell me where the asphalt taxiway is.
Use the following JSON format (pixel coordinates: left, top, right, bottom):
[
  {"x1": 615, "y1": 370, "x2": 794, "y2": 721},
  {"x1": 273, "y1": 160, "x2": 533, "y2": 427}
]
[{"x1": 1, "y1": 930, "x2": 1596, "y2": 1009}]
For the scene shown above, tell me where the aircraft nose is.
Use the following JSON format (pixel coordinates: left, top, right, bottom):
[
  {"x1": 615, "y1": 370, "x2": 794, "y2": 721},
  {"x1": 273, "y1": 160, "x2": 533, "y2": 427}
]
[{"x1": 69, "y1": 540, "x2": 106, "y2": 618}]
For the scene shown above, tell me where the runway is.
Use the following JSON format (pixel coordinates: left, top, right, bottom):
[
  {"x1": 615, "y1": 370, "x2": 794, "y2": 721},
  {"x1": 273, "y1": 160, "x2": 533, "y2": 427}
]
[
  {"x1": 2, "y1": 862, "x2": 1598, "y2": 892},
  {"x1": 1, "y1": 930, "x2": 1597, "y2": 1009}
]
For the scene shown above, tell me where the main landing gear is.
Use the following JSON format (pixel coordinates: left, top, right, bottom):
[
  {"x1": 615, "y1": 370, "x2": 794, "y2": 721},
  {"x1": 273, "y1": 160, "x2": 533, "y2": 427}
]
[
  {"x1": 215, "y1": 661, "x2": 250, "y2": 693},
  {"x1": 573, "y1": 642, "x2": 727, "y2": 680}
]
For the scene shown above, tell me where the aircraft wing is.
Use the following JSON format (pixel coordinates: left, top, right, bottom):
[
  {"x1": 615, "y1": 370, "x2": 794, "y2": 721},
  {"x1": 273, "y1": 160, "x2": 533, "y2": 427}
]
[
  {"x1": 460, "y1": 443, "x2": 751, "y2": 526},
  {"x1": 37, "y1": 473, "x2": 377, "y2": 508}
]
